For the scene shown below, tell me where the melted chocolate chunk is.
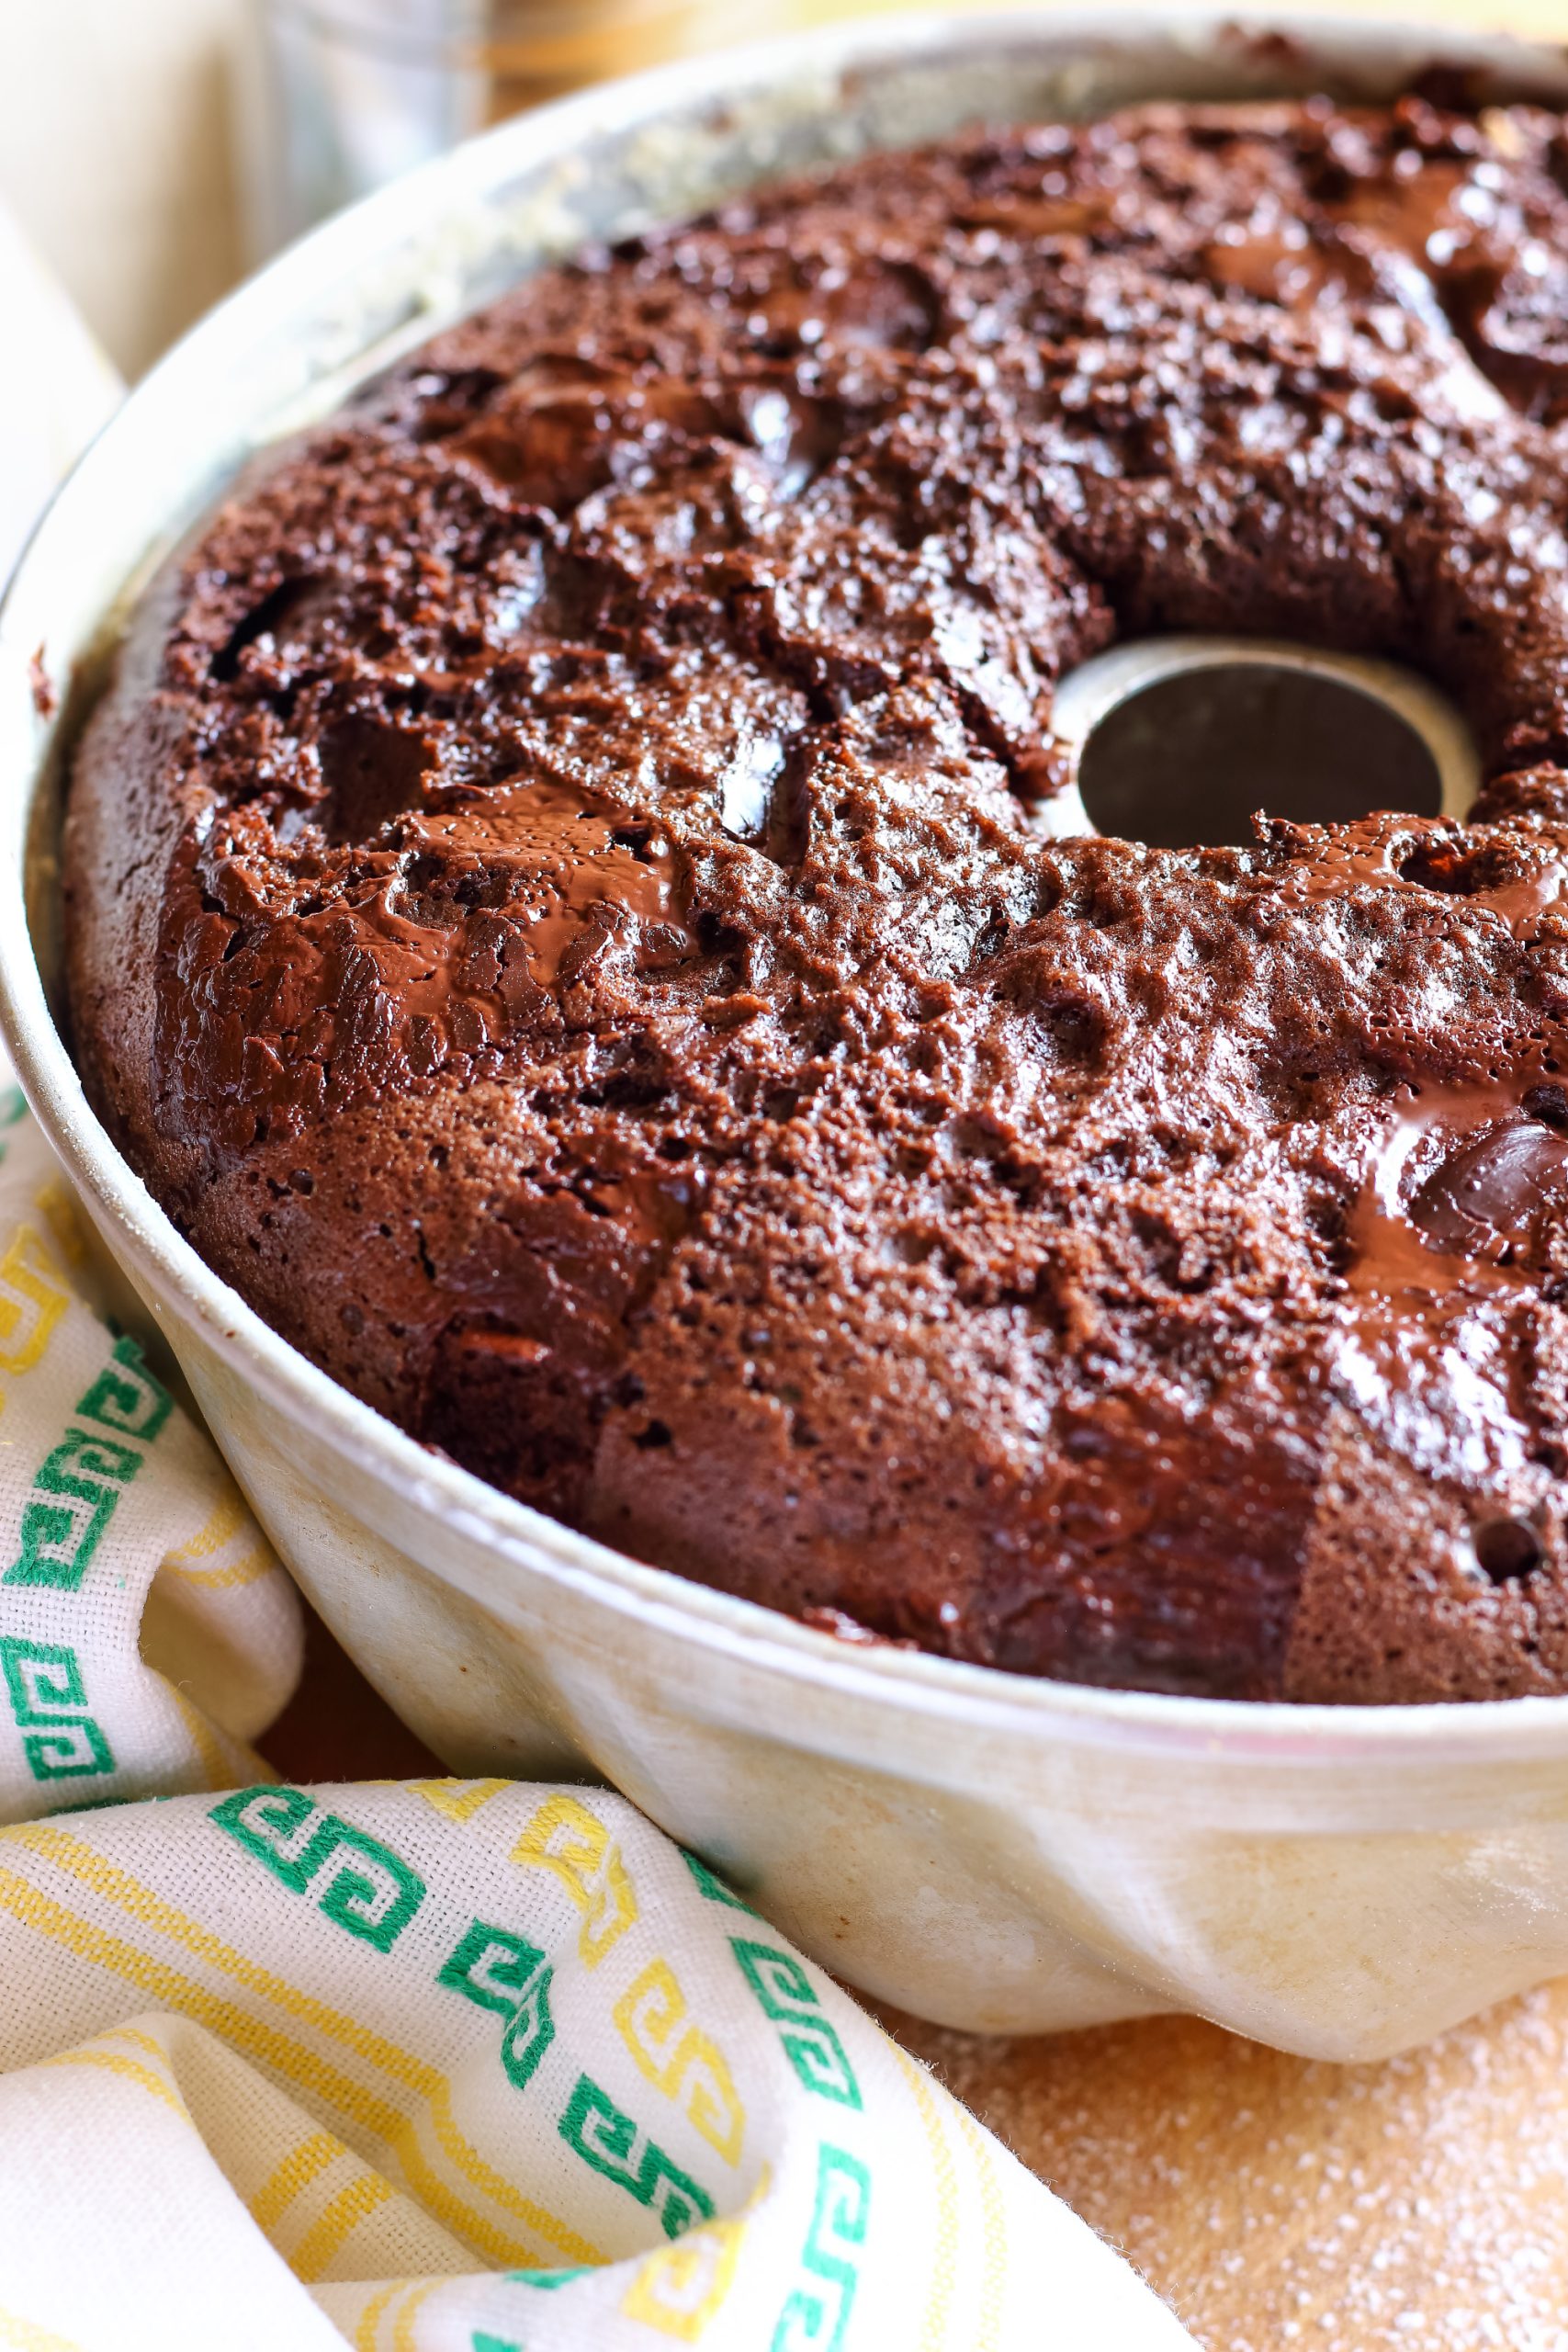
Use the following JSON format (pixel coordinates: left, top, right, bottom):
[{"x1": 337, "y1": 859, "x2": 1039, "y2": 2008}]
[
  {"x1": 65, "y1": 94, "x2": 1568, "y2": 1702},
  {"x1": 1411, "y1": 1118, "x2": 1568, "y2": 1258}
]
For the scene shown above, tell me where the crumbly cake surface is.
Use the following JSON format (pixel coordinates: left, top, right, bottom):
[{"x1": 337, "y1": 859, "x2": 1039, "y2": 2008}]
[{"x1": 65, "y1": 94, "x2": 1568, "y2": 1701}]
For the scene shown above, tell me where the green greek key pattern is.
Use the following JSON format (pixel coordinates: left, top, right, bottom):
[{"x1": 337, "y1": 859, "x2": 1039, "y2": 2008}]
[
  {"x1": 558, "y1": 2073, "x2": 715, "y2": 2241},
  {"x1": 772, "y1": 2143, "x2": 871, "y2": 2352},
  {"x1": 76, "y1": 1333, "x2": 174, "y2": 1443},
  {"x1": 438, "y1": 1919, "x2": 556, "y2": 2092},
  {"x1": 471, "y1": 2336, "x2": 523, "y2": 2352},
  {"x1": 6, "y1": 1426, "x2": 139, "y2": 1589},
  {"x1": 0, "y1": 1635, "x2": 115, "y2": 1783},
  {"x1": 209, "y1": 1786, "x2": 425, "y2": 1951},
  {"x1": 680, "y1": 1849, "x2": 757, "y2": 1913},
  {"x1": 731, "y1": 1941, "x2": 863, "y2": 2109},
  {"x1": 503, "y1": 2268, "x2": 592, "y2": 2290},
  {"x1": 4, "y1": 1336, "x2": 173, "y2": 1589}
]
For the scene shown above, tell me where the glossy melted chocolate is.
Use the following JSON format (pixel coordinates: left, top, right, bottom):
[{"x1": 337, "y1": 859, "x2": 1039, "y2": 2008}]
[{"x1": 65, "y1": 95, "x2": 1568, "y2": 1700}]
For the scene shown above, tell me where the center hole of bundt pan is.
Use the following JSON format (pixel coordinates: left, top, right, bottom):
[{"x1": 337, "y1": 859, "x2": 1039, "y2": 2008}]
[{"x1": 1049, "y1": 639, "x2": 1478, "y2": 849}]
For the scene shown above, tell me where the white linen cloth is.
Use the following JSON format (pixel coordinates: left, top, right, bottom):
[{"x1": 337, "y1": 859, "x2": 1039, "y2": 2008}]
[{"x1": 0, "y1": 211, "x2": 1195, "y2": 2351}]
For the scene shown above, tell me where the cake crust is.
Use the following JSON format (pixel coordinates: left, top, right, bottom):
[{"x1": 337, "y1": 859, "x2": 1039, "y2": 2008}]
[{"x1": 65, "y1": 94, "x2": 1568, "y2": 1700}]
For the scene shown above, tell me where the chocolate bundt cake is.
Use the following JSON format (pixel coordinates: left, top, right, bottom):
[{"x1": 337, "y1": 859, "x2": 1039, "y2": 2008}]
[{"x1": 65, "y1": 94, "x2": 1568, "y2": 1702}]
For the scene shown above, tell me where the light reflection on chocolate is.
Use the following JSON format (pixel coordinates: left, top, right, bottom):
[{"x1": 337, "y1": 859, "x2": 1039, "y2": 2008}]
[
  {"x1": 1312, "y1": 813, "x2": 1568, "y2": 1477},
  {"x1": 1331, "y1": 1301, "x2": 1532, "y2": 1485},
  {"x1": 1339, "y1": 159, "x2": 1476, "y2": 266},
  {"x1": 1203, "y1": 220, "x2": 1340, "y2": 309},
  {"x1": 1335, "y1": 1081, "x2": 1568, "y2": 1492},
  {"x1": 397, "y1": 779, "x2": 683, "y2": 987},
  {"x1": 1347, "y1": 1085, "x2": 1557, "y2": 1297},
  {"x1": 157, "y1": 777, "x2": 695, "y2": 1142},
  {"x1": 1410, "y1": 1117, "x2": 1568, "y2": 1257},
  {"x1": 1323, "y1": 828, "x2": 1568, "y2": 1465}
]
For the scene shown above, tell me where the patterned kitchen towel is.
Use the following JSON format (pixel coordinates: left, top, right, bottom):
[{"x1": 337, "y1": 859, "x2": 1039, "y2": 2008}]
[
  {"x1": 0, "y1": 1054, "x2": 304, "y2": 1816},
  {"x1": 0, "y1": 1780, "x2": 1195, "y2": 2351}
]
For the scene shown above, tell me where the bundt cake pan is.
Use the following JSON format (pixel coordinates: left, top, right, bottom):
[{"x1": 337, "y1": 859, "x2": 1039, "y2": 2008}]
[{"x1": 7, "y1": 8, "x2": 1568, "y2": 2057}]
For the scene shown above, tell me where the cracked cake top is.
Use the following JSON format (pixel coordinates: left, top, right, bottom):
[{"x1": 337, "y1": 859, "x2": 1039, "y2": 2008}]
[{"x1": 65, "y1": 93, "x2": 1568, "y2": 1700}]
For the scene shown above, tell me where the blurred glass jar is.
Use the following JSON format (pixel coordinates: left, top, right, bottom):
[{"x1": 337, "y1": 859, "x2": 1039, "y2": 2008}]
[{"x1": 242, "y1": 0, "x2": 777, "y2": 255}]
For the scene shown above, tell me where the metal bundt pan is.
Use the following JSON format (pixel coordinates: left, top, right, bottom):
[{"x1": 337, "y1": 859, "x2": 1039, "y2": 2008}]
[{"x1": 4, "y1": 9, "x2": 1567, "y2": 2054}]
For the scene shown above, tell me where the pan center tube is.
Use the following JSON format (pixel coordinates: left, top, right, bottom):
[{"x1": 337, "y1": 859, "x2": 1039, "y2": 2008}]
[{"x1": 1040, "y1": 638, "x2": 1479, "y2": 848}]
